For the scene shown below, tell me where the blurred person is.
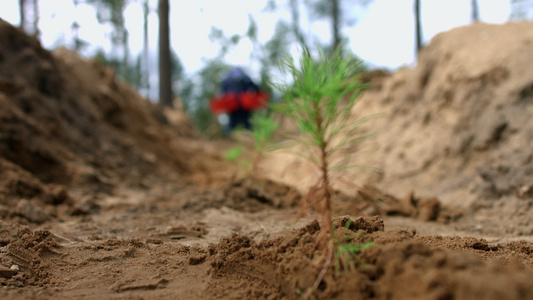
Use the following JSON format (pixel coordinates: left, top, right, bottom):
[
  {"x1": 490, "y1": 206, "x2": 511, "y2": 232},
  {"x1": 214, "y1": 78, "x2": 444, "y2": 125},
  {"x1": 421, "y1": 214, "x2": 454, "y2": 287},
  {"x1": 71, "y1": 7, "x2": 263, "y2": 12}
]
[{"x1": 210, "y1": 67, "x2": 267, "y2": 135}]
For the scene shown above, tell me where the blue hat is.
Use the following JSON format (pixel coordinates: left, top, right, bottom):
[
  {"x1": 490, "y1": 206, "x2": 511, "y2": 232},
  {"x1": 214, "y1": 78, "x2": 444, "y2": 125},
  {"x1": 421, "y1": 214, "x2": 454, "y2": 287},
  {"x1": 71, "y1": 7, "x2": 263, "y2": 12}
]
[{"x1": 227, "y1": 67, "x2": 246, "y2": 79}]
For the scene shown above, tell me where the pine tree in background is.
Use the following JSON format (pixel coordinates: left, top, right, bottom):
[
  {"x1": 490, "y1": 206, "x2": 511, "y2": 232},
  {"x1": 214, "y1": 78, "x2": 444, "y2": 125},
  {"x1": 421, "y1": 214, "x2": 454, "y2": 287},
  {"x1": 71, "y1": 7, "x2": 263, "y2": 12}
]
[
  {"x1": 471, "y1": 0, "x2": 480, "y2": 22},
  {"x1": 86, "y1": 0, "x2": 130, "y2": 78},
  {"x1": 32, "y1": 0, "x2": 39, "y2": 39},
  {"x1": 305, "y1": 0, "x2": 373, "y2": 53},
  {"x1": 19, "y1": 0, "x2": 25, "y2": 30},
  {"x1": 158, "y1": 0, "x2": 173, "y2": 107},
  {"x1": 510, "y1": 0, "x2": 533, "y2": 20},
  {"x1": 330, "y1": 0, "x2": 340, "y2": 51},
  {"x1": 18, "y1": 0, "x2": 40, "y2": 39},
  {"x1": 414, "y1": 0, "x2": 423, "y2": 56},
  {"x1": 142, "y1": 0, "x2": 150, "y2": 99},
  {"x1": 289, "y1": 0, "x2": 308, "y2": 48}
]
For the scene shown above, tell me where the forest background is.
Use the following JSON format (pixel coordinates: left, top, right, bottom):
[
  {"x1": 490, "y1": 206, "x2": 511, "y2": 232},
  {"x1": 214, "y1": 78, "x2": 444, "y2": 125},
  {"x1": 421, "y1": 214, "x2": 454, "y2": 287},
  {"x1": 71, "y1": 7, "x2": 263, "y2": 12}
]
[{"x1": 1, "y1": 0, "x2": 531, "y2": 135}]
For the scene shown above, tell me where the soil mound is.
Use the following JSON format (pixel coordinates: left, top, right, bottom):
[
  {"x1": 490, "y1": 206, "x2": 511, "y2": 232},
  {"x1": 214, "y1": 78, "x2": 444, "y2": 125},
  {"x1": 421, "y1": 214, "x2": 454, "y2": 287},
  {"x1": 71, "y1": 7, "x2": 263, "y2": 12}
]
[
  {"x1": 203, "y1": 216, "x2": 533, "y2": 300},
  {"x1": 355, "y1": 22, "x2": 533, "y2": 237},
  {"x1": 0, "y1": 19, "x2": 199, "y2": 223},
  {"x1": 182, "y1": 177, "x2": 302, "y2": 213},
  {"x1": 2, "y1": 216, "x2": 533, "y2": 299},
  {"x1": 265, "y1": 21, "x2": 533, "y2": 237},
  {"x1": 359, "y1": 22, "x2": 533, "y2": 201}
]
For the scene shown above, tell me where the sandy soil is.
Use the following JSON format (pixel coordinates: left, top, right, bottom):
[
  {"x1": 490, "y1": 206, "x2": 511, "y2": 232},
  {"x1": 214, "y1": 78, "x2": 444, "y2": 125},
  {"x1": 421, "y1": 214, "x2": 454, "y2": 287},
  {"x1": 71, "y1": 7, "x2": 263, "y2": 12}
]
[{"x1": 0, "y1": 18, "x2": 532, "y2": 299}]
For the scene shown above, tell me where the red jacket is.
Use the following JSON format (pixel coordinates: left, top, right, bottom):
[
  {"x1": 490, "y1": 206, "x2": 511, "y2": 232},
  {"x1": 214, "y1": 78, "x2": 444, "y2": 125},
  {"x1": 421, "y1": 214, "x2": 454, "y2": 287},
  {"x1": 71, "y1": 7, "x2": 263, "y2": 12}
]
[{"x1": 209, "y1": 91, "x2": 269, "y2": 115}]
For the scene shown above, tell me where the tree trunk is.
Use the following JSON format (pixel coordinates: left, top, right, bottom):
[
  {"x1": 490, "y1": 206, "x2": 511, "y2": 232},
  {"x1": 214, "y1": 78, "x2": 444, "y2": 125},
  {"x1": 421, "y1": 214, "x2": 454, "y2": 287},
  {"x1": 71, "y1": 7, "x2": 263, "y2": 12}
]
[
  {"x1": 289, "y1": 0, "x2": 307, "y2": 48},
  {"x1": 121, "y1": 28, "x2": 129, "y2": 75},
  {"x1": 19, "y1": 0, "x2": 40, "y2": 38},
  {"x1": 330, "y1": 0, "x2": 340, "y2": 51},
  {"x1": 19, "y1": 0, "x2": 26, "y2": 30},
  {"x1": 414, "y1": 0, "x2": 423, "y2": 56},
  {"x1": 111, "y1": 1, "x2": 127, "y2": 77},
  {"x1": 142, "y1": 0, "x2": 150, "y2": 98},
  {"x1": 32, "y1": 0, "x2": 40, "y2": 40},
  {"x1": 158, "y1": 0, "x2": 173, "y2": 107},
  {"x1": 471, "y1": 0, "x2": 480, "y2": 22}
]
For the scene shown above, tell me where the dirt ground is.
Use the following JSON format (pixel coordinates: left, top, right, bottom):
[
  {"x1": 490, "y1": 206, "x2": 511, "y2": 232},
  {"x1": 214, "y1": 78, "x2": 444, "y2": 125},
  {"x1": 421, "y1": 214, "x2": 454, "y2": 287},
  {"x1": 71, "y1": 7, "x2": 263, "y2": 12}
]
[{"x1": 0, "y1": 18, "x2": 532, "y2": 299}]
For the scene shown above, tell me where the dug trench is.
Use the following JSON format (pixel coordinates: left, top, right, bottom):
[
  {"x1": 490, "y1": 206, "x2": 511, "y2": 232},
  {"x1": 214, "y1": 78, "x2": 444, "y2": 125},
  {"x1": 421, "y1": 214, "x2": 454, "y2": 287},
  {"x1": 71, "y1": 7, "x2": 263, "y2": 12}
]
[
  {"x1": 0, "y1": 18, "x2": 533, "y2": 300},
  {"x1": 1, "y1": 184, "x2": 532, "y2": 300}
]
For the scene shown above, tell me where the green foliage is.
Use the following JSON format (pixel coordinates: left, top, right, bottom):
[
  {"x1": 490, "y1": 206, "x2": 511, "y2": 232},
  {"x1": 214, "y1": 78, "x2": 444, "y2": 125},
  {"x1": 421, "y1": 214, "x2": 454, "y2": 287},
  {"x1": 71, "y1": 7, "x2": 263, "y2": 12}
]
[
  {"x1": 271, "y1": 47, "x2": 371, "y2": 173},
  {"x1": 333, "y1": 241, "x2": 373, "y2": 274},
  {"x1": 303, "y1": 0, "x2": 374, "y2": 51},
  {"x1": 86, "y1": 0, "x2": 129, "y2": 55},
  {"x1": 92, "y1": 48, "x2": 183, "y2": 98},
  {"x1": 289, "y1": 0, "x2": 308, "y2": 48},
  {"x1": 305, "y1": 0, "x2": 374, "y2": 25},
  {"x1": 224, "y1": 146, "x2": 245, "y2": 163},
  {"x1": 246, "y1": 14, "x2": 258, "y2": 40},
  {"x1": 221, "y1": 110, "x2": 278, "y2": 176},
  {"x1": 248, "y1": 110, "x2": 279, "y2": 177},
  {"x1": 332, "y1": 219, "x2": 374, "y2": 276},
  {"x1": 197, "y1": 60, "x2": 229, "y2": 99},
  {"x1": 192, "y1": 106, "x2": 220, "y2": 135},
  {"x1": 92, "y1": 49, "x2": 139, "y2": 84},
  {"x1": 209, "y1": 27, "x2": 241, "y2": 58},
  {"x1": 271, "y1": 47, "x2": 374, "y2": 290},
  {"x1": 87, "y1": 0, "x2": 128, "y2": 26},
  {"x1": 170, "y1": 51, "x2": 184, "y2": 95},
  {"x1": 249, "y1": 111, "x2": 279, "y2": 154},
  {"x1": 263, "y1": 21, "x2": 292, "y2": 66},
  {"x1": 179, "y1": 58, "x2": 230, "y2": 136},
  {"x1": 223, "y1": 145, "x2": 252, "y2": 171},
  {"x1": 263, "y1": 0, "x2": 278, "y2": 12}
]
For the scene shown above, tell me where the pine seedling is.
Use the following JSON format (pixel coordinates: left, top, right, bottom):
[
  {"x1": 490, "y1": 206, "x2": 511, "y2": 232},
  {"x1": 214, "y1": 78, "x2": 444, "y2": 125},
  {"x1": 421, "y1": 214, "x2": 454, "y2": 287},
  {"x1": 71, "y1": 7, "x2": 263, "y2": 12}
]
[
  {"x1": 332, "y1": 219, "x2": 374, "y2": 276},
  {"x1": 270, "y1": 48, "x2": 373, "y2": 282},
  {"x1": 223, "y1": 110, "x2": 279, "y2": 179},
  {"x1": 224, "y1": 146, "x2": 245, "y2": 163},
  {"x1": 249, "y1": 110, "x2": 279, "y2": 178}
]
